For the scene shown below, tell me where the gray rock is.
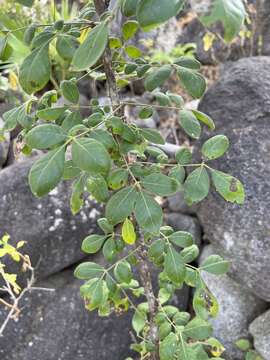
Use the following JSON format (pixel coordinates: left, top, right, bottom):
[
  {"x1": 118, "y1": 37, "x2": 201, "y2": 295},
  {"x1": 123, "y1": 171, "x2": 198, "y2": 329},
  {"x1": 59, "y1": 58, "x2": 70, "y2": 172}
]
[
  {"x1": 165, "y1": 212, "x2": 201, "y2": 246},
  {"x1": 249, "y1": 310, "x2": 270, "y2": 359},
  {"x1": 0, "y1": 269, "x2": 134, "y2": 360},
  {"x1": 199, "y1": 246, "x2": 267, "y2": 360},
  {"x1": 196, "y1": 57, "x2": 270, "y2": 300},
  {"x1": 167, "y1": 192, "x2": 197, "y2": 215},
  {"x1": 0, "y1": 158, "x2": 103, "y2": 283}
]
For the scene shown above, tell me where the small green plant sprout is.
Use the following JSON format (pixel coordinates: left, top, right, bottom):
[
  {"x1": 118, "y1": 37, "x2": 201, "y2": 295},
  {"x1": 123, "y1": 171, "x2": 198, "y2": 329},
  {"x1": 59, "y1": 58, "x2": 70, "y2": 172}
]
[
  {"x1": 0, "y1": 0, "x2": 246, "y2": 358},
  {"x1": 235, "y1": 339, "x2": 263, "y2": 360}
]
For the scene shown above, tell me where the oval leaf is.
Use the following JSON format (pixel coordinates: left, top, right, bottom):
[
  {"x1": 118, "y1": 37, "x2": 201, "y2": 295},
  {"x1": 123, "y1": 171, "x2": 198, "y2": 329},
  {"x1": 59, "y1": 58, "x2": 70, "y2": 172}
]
[
  {"x1": 72, "y1": 137, "x2": 111, "y2": 175},
  {"x1": 73, "y1": 22, "x2": 108, "y2": 71},
  {"x1": 184, "y1": 167, "x2": 210, "y2": 205},
  {"x1": 179, "y1": 110, "x2": 201, "y2": 139},
  {"x1": 137, "y1": 0, "x2": 184, "y2": 29},
  {"x1": 142, "y1": 173, "x2": 179, "y2": 196},
  {"x1": 19, "y1": 44, "x2": 51, "y2": 94},
  {"x1": 26, "y1": 124, "x2": 67, "y2": 149},
  {"x1": 202, "y1": 135, "x2": 229, "y2": 160},
  {"x1": 134, "y1": 191, "x2": 163, "y2": 234},
  {"x1": 29, "y1": 146, "x2": 65, "y2": 197},
  {"x1": 105, "y1": 186, "x2": 138, "y2": 225}
]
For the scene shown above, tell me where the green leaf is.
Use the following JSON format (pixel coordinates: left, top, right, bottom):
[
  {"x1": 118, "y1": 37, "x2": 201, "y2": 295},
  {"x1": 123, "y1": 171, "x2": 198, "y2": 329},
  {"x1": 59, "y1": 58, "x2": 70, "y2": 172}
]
[
  {"x1": 235, "y1": 339, "x2": 251, "y2": 351},
  {"x1": 98, "y1": 218, "x2": 114, "y2": 234},
  {"x1": 210, "y1": 169, "x2": 245, "y2": 204},
  {"x1": 61, "y1": 80, "x2": 79, "y2": 104},
  {"x1": 176, "y1": 147, "x2": 192, "y2": 165},
  {"x1": 29, "y1": 146, "x2": 65, "y2": 197},
  {"x1": 178, "y1": 343, "x2": 209, "y2": 360},
  {"x1": 174, "y1": 56, "x2": 201, "y2": 70},
  {"x1": 140, "y1": 128, "x2": 165, "y2": 144},
  {"x1": 37, "y1": 107, "x2": 66, "y2": 121},
  {"x1": 134, "y1": 191, "x2": 163, "y2": 234},
  {"x1": 86, "y1": 175, "x2": 109, "y2": 203},
  {"x1": 184, "y1": 317, "x2": 213, "y2": 340},
  {"x1": 200, "y1": 255, "x2": 230, "y2": 275},
  {"x1": 108, "y1": 169, "x2": 128, "y2": 190},
  {"x1": 245, "y1": 350, "x2": 263, "y2": 360},
  {"x1": 125, "y1": 45, "x2": 142, "y2": 59},
  {"x1": 72, "y1": 138, "x2": 111, "y2": 175},
  {"x1": 62, "y1": 161, "x2": 81, "y2": 181},
  {"x1": 114, "y1": 260, "x2": 132, "y2": 284},
  {"x1": 73, "y1": 22, "x2": 108, "y2": 71},
  {"x1": 70, "y1": 175, "x2": 84, "y2": 215},
  {"x1": 179, "y1": 110, "x2": 201, "y2": 139},
  {"x1": 180, "y1": 245, "x2": 199, "y2": 263},
  {"x1": 160, "y1": 333, "x2": 178, "y2": 360},
  {"x1": 169, "y1": 165, "x2": 185, "y2": 184},
  {"x1": 56, "y1": 35, "x2": 79, "y2": 62},
  {"x1": 16, "y1": 0, "x2": 34, "y2": 7},
  {"x1": 192, "y1": 109, "x2": 215, "y2": 130},
  {"x1": 25, "y1": 124, "x2": 67, "y2": 149},
  {"x1": 193, "y1": 287, "x2": 219, "y2": 319},
  {"x1": 168, "y1": 231, "x2": 194, "y2": 248},
  {"x1": 82, "y1": 235, "x2": 107, "y2": 254},
  {"x1": 167, "y1": 92, "x2": 184, "y2": 108},
  {"x1": 103, "y1": 237, "x2": 118, "y2": 262},
  {"x1": 122, "y1": 218, "x2": 136, "y2": 245},
  {"x1": 148, "y1": 239, "x2": 165, "y2": 262},
  {"x1": 142, "y1": 173, "x2": 179, "y2": 196},
  {"x1": 122, "y1": 20, "x2": 139, "y2": 40},
  {"x1": 31, "y1": 31, "x2": 55, "y2": 49},
  {"x1": 138, "y1": 106, "x2": 153, "y2": 119},
  {"x1": 74, "y1": 262, "x2": 104, "y2": 280},
  {"x1": 164, "y1": 246, "x2": 186, "y2": 284},
  {"x1": 137, "y1": 0, "x2": 184, "y2": 29},
  {"x1": 177, "y1": 67, "x2": 206, "y2": 99},
  {"x1": 2, "y1": 105, "x2": 26, "y2": 131},
  {"x1": 159, "y1": 321, "x2": 172, "y2": 340},
  {"x1": 201, "y1": 0, "x2": 246, "y2": 43},
  {"x1": 105, "y1": 186, "x2": 138, "y2": 225},
  {"x1": 87, "y1": 279, "x2": 104, "y2": 308},
  {"x1": 184, "y1": 167, "x2": 210, "y2": 205},
  {"x1": 144, "y1": 65, "x2": 172, "y2": 92},
  {"x1": 19, "y1": 44, "x2": 51, "y2": 94},
  {"x1": 62, "y1": 111, "x2": 82, "y2": 132},
  {"x1": 121, "y1": 0, "x2": 139, "y2": 17},
  {"x1": 132, "y1": 309, "x2": 147, "y2": 335},
  {"x1": 202, "y1": 135, "x2": 229, "y2": 160},
  {"x1": 154, "y1": 92, "x2": 171, "y2": 106}
]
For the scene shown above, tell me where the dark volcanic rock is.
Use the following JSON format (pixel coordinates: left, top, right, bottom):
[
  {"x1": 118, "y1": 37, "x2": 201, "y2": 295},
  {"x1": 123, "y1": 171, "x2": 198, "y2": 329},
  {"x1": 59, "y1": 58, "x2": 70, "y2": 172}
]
[
  {"x1": 0, "y1": 158, "x2": 103, "y2": 283},
  {"x1": 200, "y1": 246, "x2": 267, "y2": 360},
  {"x1": 196, "y1": 57, "x2": 270, "y2": 300},
  {"x1": 0, "y1": 270, "x2": 134, "y2": 360}
]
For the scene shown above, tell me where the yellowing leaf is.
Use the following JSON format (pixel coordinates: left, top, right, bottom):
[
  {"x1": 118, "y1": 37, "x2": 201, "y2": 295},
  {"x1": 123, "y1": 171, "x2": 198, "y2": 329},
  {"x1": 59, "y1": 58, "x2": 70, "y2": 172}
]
[
  {"x1": 3, "y1": 273, "x2": 21, "y2": 294},
  {"x1": 203, "y1": 32, "x2": 216, "y2": 52},
  {"x1": 9, "y1": 71, "x2": 19, "y2": 90},
  {"x1": 17, "y1": 240, "x2": 27, "y2": 249},
  {"x1": 122, "y1": 218, "x2": 136, "y2": 245}
]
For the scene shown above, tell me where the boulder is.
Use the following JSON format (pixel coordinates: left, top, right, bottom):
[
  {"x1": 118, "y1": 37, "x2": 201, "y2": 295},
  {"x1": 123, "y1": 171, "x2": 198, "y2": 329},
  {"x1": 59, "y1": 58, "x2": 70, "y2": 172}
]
[
  {"x1": 167, "y1": 192, "x2": 197, "y2": 215},
  {"x1": 249, "y1": 310, "x2": 270, "y2": 359},
  {"x1": 0, "y1": 269, "x2": 134, "y2": 360},
  {"x1": 0, "y1": 158, "x2": 103, "y2": 283},
  {"x1": 196, "y1": 57, "x2": 270, "y2": 300},
  {"x1": 199, "y1": 246, "x2": 267, "y2": 360}
]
